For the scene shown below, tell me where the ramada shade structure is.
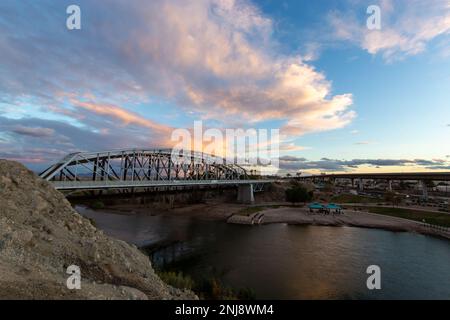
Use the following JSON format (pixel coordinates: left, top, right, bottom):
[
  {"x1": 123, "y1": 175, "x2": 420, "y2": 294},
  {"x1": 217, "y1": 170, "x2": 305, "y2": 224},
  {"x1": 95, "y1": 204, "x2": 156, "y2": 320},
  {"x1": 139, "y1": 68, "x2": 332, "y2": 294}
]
[
  {"x1": 325, "y1": 203, "x2": 342, "y2": 210},
  {"x1": 308, "y1": 203, "x2": 325, "y2": 210}
]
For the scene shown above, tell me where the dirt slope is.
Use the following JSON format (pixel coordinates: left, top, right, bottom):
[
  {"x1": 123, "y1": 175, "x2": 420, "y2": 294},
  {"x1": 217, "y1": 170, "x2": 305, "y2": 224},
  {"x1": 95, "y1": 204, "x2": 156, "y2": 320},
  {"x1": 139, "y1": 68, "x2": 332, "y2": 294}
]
[{"x1": 0, "y1": 160, "x2": 196, "y2": 300}]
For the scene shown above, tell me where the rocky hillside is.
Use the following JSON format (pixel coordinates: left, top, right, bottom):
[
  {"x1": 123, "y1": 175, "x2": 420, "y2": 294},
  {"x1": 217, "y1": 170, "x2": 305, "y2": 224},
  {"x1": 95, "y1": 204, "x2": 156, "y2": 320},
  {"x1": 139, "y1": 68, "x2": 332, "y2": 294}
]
[{"x1": 0, "y1": 160, "x2": 196, "y2": 300}]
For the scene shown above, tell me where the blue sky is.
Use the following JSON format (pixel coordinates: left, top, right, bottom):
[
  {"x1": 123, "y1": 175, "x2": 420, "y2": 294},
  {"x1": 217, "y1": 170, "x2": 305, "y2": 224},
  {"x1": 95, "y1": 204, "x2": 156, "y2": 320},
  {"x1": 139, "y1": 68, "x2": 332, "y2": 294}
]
[
  {"x1": 254, "y1": 0, "x2": 450, "y2": 159},
  {"x1": 0, "y1": 0, "x2": 449, "y2": 173}
]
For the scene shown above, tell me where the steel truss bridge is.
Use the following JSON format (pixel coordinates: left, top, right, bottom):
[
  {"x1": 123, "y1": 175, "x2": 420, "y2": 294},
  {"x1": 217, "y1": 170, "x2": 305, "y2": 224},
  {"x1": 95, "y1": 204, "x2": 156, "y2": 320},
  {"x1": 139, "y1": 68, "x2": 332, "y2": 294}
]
[{"x1": 39, "y1": 149, "x2": 271, "y2": 198}]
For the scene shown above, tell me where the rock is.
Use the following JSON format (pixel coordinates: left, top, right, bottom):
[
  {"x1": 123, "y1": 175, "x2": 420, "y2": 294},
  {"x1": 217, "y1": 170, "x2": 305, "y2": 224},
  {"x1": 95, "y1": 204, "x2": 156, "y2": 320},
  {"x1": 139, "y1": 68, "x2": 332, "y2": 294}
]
[
  {"x1": 12, "y1": 230, "x2": 33, "y2": 245},
  {"x1": 0, "y1": 160, "x2": 197, "y2": 300},
  {"x1": 118, "y1": 286, "x2": 149, "y2": 300}
]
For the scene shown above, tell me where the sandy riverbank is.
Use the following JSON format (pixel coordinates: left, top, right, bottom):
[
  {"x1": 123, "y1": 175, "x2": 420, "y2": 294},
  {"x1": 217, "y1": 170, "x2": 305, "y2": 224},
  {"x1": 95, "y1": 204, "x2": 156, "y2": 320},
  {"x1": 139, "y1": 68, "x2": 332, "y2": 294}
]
[{"x1": 262, "y1": 207, "x2": 450, "y2": 239}]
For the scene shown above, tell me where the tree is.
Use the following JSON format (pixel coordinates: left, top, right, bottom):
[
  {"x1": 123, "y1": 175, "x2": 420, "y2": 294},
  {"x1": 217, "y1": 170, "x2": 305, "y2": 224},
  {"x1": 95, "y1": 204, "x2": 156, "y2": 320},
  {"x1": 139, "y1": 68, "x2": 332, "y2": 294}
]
[
  {"x1": 384, "y1": 191, "x2": 402, "y2": 207},
  {"x1": 285, "y1": 185, "x2": 313, "y2": 204}
]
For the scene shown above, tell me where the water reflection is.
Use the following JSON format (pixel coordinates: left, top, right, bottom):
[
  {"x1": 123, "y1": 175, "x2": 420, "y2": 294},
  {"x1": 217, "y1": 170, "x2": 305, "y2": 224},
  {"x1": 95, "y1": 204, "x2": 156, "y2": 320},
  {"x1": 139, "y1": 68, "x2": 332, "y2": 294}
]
[{"x1": 77, "y1": 206, "x2": 450, "y2": 299}]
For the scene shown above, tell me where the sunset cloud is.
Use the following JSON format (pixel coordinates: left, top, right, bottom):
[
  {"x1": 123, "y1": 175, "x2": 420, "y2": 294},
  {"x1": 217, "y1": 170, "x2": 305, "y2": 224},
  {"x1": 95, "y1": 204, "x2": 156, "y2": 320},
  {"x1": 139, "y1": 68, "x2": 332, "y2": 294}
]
[
  {"x1": 0, "y1": 0, "x2": 354, "y2": 141},
  {"x1": 0, "y1": 115, "x2": 174, "y2": 169},
  {"x1": 279, "y1": 157, "x2": 450, "y2": 172},
  {"x1": 73, "y1": 100, "x2": 172, "y2": 134},
  {"x1": 0, "y1": 0, "x2": 448, "y2": 172}
]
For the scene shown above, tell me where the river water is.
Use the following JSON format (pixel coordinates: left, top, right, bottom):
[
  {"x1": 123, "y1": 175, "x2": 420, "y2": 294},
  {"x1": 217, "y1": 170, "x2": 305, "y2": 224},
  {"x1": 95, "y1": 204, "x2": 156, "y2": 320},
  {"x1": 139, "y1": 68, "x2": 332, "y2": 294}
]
[{"x1": 77, "y1": 206, "x2": 450, "y2": 300}]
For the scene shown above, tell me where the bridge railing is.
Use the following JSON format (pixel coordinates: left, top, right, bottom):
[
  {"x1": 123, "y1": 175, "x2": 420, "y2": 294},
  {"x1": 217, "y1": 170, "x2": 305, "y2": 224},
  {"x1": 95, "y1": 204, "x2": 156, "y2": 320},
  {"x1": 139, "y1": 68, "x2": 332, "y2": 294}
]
[{"x1": 51, "y1": 179, "x2": 274, "y2": 190}]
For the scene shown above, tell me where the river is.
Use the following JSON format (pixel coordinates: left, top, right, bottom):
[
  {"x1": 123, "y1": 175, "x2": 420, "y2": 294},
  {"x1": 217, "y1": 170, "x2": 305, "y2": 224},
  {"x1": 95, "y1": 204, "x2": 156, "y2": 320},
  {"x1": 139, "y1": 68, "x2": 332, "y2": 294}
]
[{"x1": 77, "y1": 206, "x2": 450, "y2": 300}]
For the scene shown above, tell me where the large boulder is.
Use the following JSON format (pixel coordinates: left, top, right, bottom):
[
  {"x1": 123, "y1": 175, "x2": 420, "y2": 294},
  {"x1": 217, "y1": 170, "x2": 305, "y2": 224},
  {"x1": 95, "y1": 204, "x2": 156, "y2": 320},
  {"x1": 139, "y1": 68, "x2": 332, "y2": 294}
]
[{"x1": 0, "y1": 160, "x2": 196, "y2": 300}]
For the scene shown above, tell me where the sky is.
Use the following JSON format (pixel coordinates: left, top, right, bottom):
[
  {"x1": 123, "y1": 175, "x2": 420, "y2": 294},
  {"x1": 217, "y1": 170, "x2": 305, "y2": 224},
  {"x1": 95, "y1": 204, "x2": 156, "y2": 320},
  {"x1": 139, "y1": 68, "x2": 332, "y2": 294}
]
[{"x1": 0, "y1": 0, "x2": 449, "y2": 174}]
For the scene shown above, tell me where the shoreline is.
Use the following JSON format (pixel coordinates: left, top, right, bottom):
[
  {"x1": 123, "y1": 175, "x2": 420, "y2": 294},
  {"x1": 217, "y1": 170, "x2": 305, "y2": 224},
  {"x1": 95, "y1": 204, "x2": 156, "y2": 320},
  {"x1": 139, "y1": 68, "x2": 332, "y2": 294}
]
[
  {"x1": 91, "y1": 202, "x2": 450, "y2": 242},
  {"x1": 230, "y1": 206, "x2": 450, "y2": 241}
]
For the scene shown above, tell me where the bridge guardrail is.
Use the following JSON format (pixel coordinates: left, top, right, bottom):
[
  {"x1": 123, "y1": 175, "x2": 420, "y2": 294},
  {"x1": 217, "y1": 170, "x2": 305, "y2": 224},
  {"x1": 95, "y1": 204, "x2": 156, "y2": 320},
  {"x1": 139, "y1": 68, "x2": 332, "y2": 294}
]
[{"x1": 51, "y1": 179, "x2": 274, "y2": 190}]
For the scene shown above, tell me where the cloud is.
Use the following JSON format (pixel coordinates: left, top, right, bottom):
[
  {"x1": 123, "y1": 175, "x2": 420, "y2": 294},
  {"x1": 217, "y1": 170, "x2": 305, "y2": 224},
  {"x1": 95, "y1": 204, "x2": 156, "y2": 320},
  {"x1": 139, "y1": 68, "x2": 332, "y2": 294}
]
[
  {"x1": 12, "y1": 125, "x2": 55, "y2": 138},
  {"x1": 279, "y1": 143, "x2": 309, "y2": 152},
  {"x1": 0, "y1": 115, "x2": 174, "y2": 170},
  {"x1": 328, "y1": 0, "x2": 450, "y2": 61},
  {"x1": 414, "y1": 159, "x2": 445, "y2": 166},
  {"x1": 279, "y1": 157, "x2": 450, "y2": 172},
  {"x1": 279, "y1": 155, "x2": 307, "y2": 162},
  {"x1": 0, "y1": 0, "x2": 355, "y2": 147},
  {"x1": 428, "y1": 166, "x2": 450, "y2": 170},
  {"x1": 72, "y1": 100, "x2": 172, "y2": 134}
]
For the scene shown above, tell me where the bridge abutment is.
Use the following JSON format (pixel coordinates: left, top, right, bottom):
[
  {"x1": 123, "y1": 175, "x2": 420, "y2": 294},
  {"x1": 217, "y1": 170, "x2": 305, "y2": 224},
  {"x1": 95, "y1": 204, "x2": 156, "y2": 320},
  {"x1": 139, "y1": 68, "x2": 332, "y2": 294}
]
[{"x1": 237, "y1": 184, "x2": 255, "y2": 204}]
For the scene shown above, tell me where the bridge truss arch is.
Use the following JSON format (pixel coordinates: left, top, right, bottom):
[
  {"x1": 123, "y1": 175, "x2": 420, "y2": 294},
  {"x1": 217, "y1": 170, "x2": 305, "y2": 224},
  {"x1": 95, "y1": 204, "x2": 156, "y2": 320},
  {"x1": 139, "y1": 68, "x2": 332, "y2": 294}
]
[
  {"x1": 40, "y1": 149, "x2": 268, "y2": 191},
  {"x1": 40, "y1": 149, "x2": 249, "y2": 185}
]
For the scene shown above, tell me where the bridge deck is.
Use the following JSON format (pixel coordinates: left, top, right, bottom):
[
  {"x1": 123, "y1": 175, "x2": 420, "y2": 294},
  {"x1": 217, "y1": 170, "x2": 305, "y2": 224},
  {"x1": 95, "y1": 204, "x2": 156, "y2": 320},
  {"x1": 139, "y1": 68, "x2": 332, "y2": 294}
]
[{"x1": 51, "y1": 179, "x2": 273, "y2": 191}]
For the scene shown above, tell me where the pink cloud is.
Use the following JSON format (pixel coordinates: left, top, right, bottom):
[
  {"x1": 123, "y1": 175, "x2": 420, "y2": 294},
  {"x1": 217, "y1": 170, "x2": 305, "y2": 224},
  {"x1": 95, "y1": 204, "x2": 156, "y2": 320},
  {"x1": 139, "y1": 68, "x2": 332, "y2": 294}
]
[
  {"x1": 73, "y1": 100, "x2": 172, "y2": 135},
  {"x1": 0, "y1": 0, "x2": 356, "y2": 152}
]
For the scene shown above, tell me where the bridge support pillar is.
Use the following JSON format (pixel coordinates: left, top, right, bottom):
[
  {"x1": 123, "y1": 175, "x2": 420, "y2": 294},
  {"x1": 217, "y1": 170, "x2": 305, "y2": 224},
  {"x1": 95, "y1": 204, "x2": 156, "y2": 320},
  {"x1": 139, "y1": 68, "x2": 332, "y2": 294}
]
[
  {"x1": 419, "y1": 180, "x2": 428, "y2": 201},
  {"x1": 358, "y1": 179, "x2": 364, "y2": 191},
  {"x1": 237, "y1": 184, "x2": 255, "y2": 204}
]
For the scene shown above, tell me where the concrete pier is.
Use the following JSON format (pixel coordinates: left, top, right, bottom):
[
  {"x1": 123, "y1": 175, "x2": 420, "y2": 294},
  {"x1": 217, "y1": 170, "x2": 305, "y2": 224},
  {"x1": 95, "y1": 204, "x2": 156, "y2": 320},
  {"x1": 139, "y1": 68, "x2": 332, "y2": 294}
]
[
  {"x1": 419, "y1": 180, "x2": 429, "y2": 200},
  {"x1": 237, "y1": 184, "x2": 255, "y2": 204},
  {"x1": 358, "y1": 179, "x2": 364, "y2": 191}
]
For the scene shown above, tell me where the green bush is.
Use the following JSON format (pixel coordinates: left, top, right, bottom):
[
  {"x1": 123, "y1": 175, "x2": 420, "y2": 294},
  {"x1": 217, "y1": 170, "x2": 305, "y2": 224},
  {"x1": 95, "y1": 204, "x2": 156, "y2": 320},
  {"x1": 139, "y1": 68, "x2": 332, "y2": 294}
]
[
  {"x1": 195, "y1": 277, "x2": 255, "y2": 300},
  {"x1": 157, "y1": 271, "x2": 195, "y2": 290},
  {"x1": 90, "y1": 200, "x2": 105, "y2": 210},
  {"x1": 285, "y1": 186, "x2": 313, "y2": 204},
  {"x1": 156, "y1": 269, "x2": 257, "y2": 300}
]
